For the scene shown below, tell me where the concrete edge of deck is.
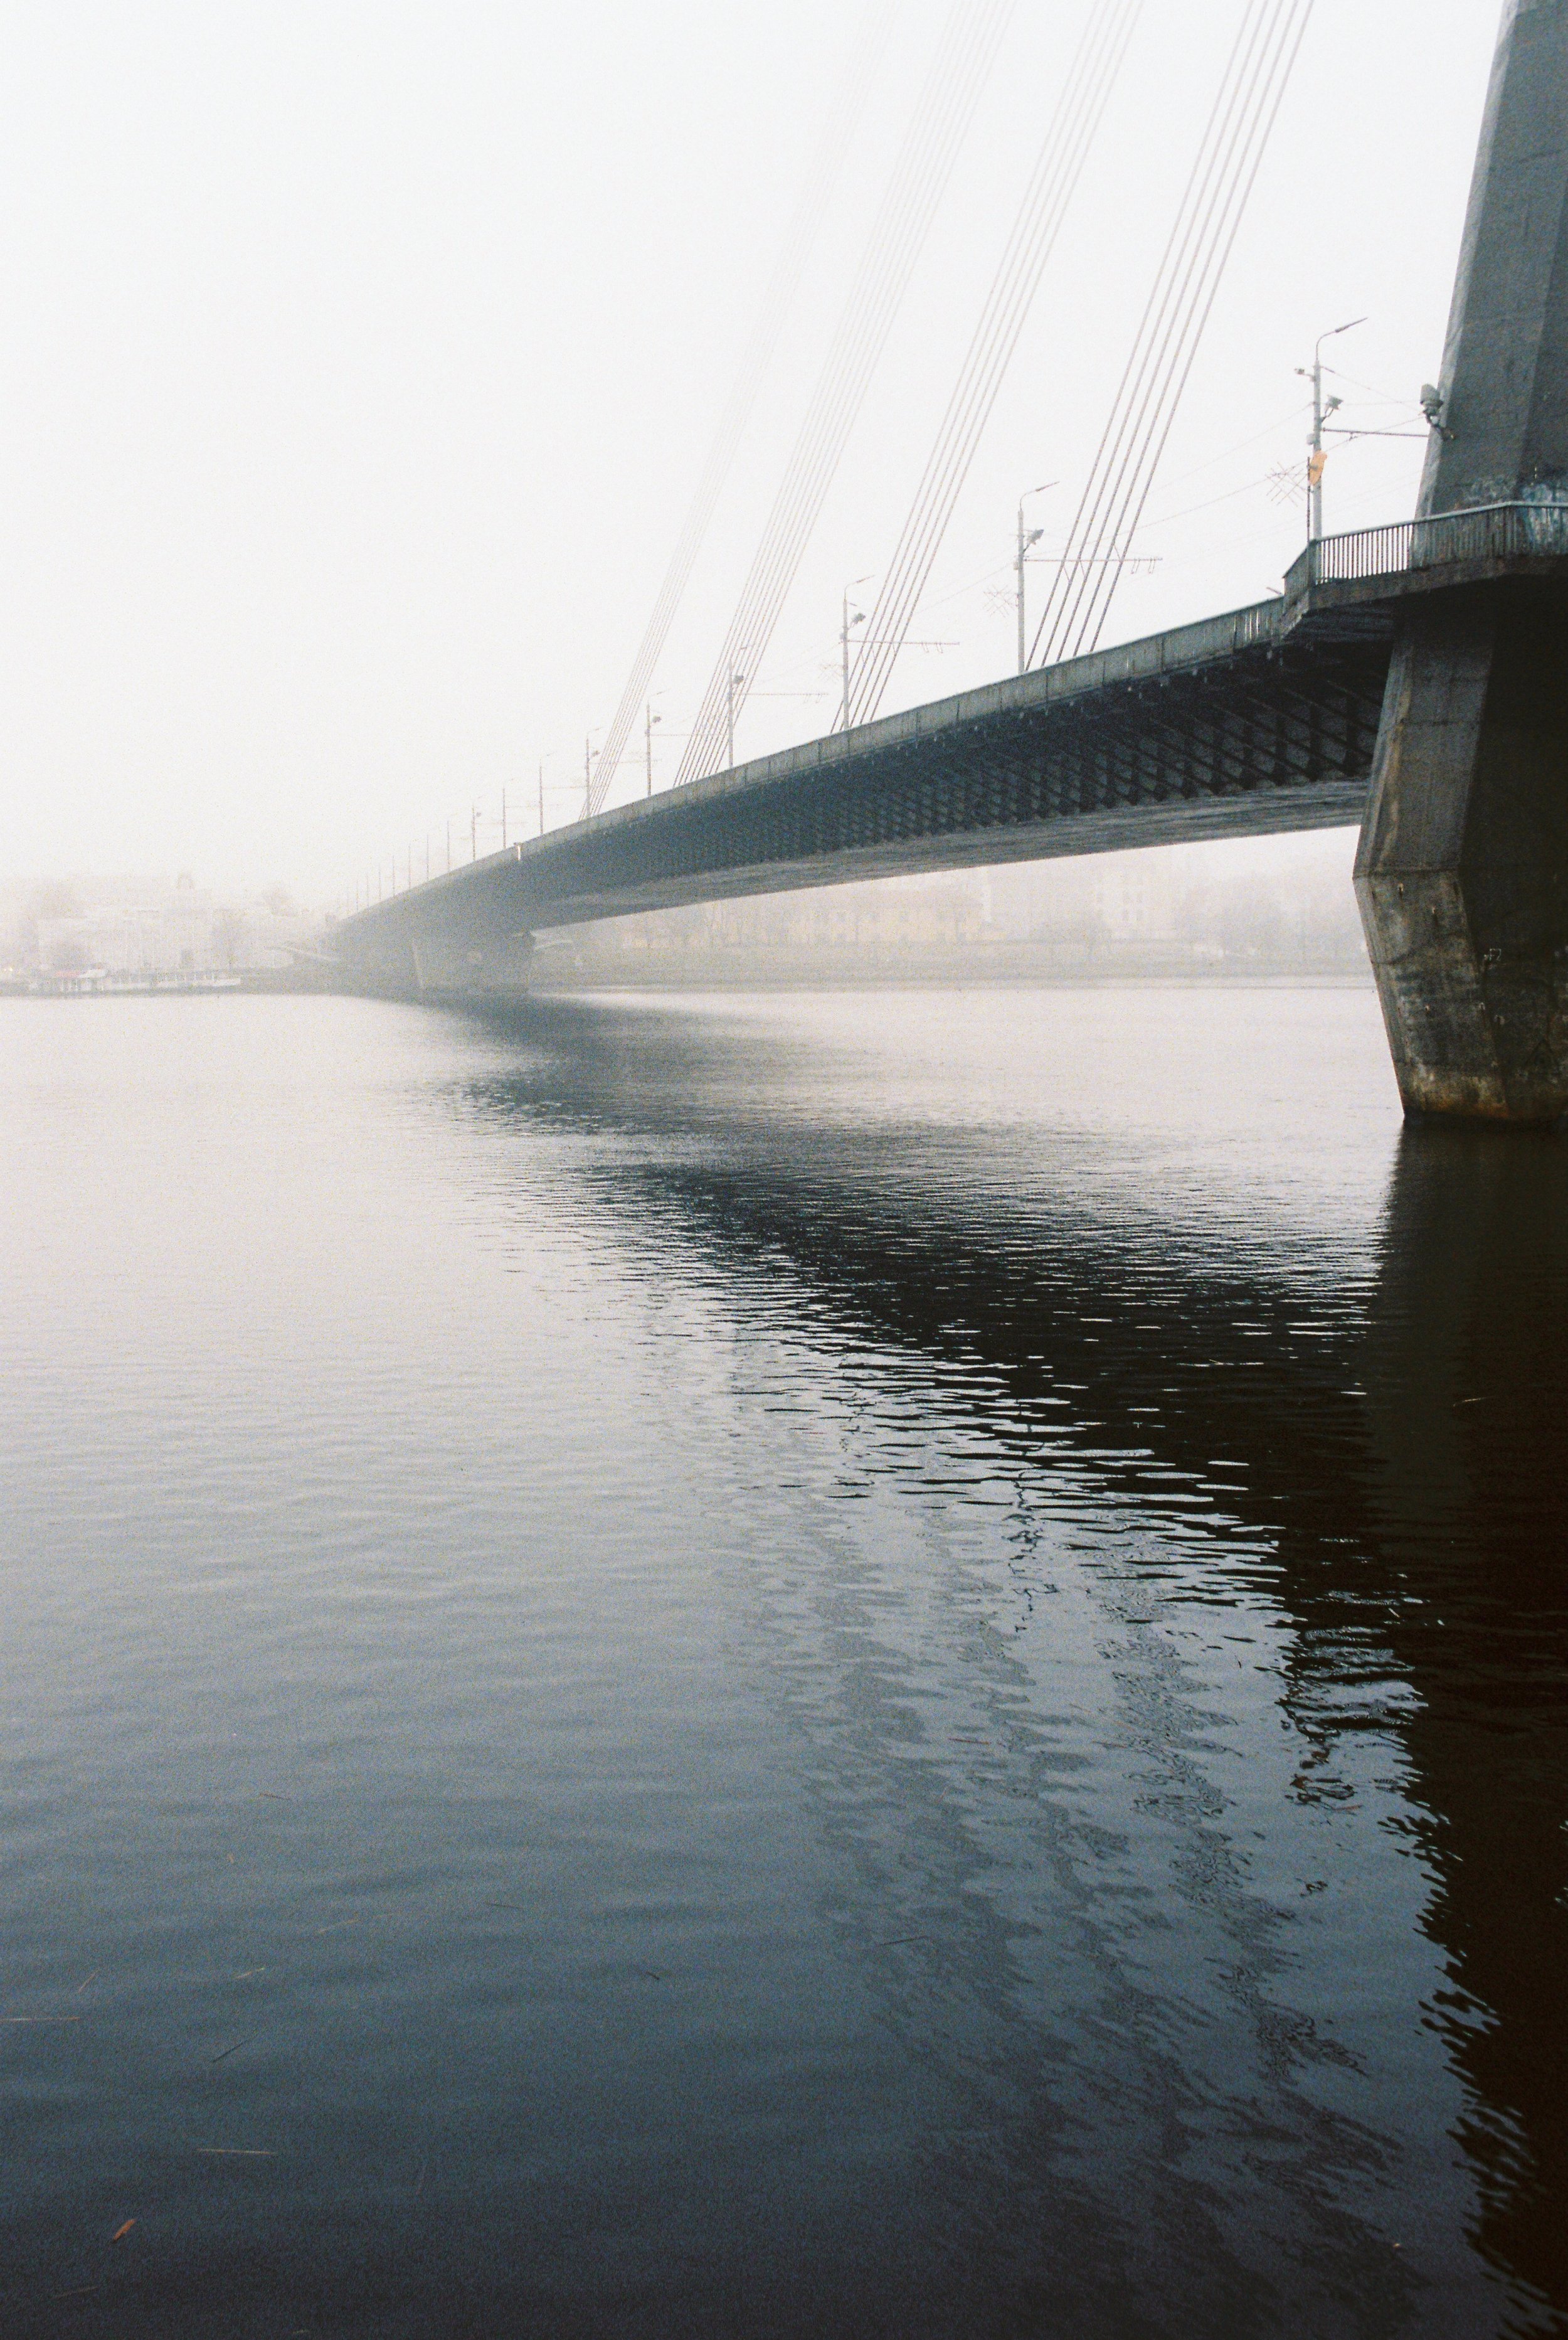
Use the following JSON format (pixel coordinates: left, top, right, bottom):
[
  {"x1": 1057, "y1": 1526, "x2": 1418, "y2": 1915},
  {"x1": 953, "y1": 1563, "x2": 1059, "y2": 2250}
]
[
  {"x1": 333, "y1": 506, "x2": 1568, "y2": 962},
  {"x1": 518, "y1": 782, "x2": 1371, "y2": 930},
  {"x1": 335, "y1": 596, "x2": 1293, "y2": 945}
]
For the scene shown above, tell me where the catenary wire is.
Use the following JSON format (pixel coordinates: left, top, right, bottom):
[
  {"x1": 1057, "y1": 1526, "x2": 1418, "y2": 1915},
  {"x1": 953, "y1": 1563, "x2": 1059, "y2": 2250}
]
[
  {"x1": 675, "y1": 0, "x2": 1015, "y2": 784},
  {"x1": 589, "y1": 4, "x2": 893, "y2": 813},
  {"x1": 1036, "y1": 0, "x2": 1293, "y2": 659},
  {"x1": 1036, "y1": 0, "x2": 1295, "y2": 660},
  {"x1": 845, "y1": 0, "x2": 1143, "y2": 729},
  {"x1": 678, "y1": 0, "x2": 1009, "y2": 778},
  {"x1": 1030, "y1": 0, "x2": 1312, "y2": 667}
]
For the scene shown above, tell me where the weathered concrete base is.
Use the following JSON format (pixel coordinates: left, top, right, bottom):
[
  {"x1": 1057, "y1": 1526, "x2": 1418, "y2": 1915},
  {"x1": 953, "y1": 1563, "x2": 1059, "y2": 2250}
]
[
  {"x1": 408, "y1": 928, "x2": 535, "y2": 997},
  {"x1": 1354, "y1": 584, "x2": 1568, "y2": 1124},
  {"x1": 339, "y1": 925, "x2": 536, "y2": 1001}
]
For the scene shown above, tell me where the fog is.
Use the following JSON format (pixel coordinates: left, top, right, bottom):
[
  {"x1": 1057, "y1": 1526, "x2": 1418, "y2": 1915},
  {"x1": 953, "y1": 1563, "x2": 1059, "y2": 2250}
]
[
  {"x1": 12, "y1": 14, "x2": 1568, "y2": 2324},
  {"x1": 1, "y1": 1, "x2": 1496, "y2": 900}
]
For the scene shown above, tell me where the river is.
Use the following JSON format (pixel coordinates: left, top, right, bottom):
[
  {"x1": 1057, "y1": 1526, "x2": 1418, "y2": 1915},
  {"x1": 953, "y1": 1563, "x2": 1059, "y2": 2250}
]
[{"x1": 3, "y1": 985, "x2": 1564, "y2": 2338}]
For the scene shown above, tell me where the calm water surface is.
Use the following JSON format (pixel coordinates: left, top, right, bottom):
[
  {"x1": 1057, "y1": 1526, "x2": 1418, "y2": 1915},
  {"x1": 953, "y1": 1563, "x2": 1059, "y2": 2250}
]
[{"x1": 2, "y1": 985, "x2": 1565, "y2": 2338}]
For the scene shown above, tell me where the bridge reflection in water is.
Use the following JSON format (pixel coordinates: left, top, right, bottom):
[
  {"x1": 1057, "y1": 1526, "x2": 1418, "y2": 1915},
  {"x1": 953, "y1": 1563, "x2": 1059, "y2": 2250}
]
[
  {"x1": 1360, "y1": 1128, "x2": 1568, "y2": 2312},
  {"x1": 454, "y1": 990, "x2": 1567, "y2": 2328}
]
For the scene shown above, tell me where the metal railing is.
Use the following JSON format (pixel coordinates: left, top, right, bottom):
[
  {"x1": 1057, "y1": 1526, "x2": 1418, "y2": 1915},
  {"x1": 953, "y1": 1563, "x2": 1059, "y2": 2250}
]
[{"x1": 1284, "y1": 499, "x2": 1568, "y2": 602}]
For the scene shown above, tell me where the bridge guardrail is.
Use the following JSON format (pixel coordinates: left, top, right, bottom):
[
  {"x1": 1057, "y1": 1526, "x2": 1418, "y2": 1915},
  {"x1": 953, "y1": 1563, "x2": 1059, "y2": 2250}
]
[{"x1": 1283, "y1": 499, "x2": 1568, "y2": 605}]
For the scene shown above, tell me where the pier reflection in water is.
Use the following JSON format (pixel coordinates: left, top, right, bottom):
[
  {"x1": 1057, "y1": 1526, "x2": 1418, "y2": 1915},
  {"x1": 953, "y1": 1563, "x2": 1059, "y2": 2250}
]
[{"x1": 1, "y1": 987, "x2": 1564, "y2": 2338}]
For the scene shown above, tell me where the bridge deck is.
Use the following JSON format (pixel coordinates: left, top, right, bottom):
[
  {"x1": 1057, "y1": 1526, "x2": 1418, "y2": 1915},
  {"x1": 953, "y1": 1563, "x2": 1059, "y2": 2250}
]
[{"x1": 335, "y1": 503, "x2": 1568, "y2": 974}]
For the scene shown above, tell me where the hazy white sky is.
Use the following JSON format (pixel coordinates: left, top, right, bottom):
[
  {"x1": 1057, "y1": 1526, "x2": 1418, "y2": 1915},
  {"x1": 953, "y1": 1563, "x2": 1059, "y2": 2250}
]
[{"x1": 1, "y1": 1, "x2": 1501, "y2": 900}]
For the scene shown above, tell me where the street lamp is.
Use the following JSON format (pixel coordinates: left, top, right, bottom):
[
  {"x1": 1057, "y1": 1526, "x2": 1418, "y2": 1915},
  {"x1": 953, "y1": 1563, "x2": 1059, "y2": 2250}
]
[
  {"x1": 1297, "y1": 317, "x2": 1365, "y2": 540},
  {"x1": 840, "y1": 576, "x2": 873, "y2": 731},
  {"x1": 725, "y1": 671, "x2": 746, "y2": 770},
  {"x1": 645, "y1": 703, "x2": 662, "y2": 796},
  {"x1": 1016, "y1": 482, "x2": 1056, "y2": 673}
]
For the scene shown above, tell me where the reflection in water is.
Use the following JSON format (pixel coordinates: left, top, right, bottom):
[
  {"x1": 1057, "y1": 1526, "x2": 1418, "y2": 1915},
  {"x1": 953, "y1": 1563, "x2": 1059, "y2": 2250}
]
[
  {"x1": 464, "y1": 995, "x2": 1568, "y2": 2332},
  {"x1": 2, "y1": 988, "x2": 1564, "y2": 2337},
  {"x1": 1363, "y1": 1132, "x2": 1568, "y2": 2319}
]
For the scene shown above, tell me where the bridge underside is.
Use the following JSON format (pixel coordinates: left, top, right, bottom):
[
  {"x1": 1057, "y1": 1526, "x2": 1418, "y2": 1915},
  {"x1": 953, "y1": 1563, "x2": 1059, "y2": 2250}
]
[
  {"x1": 337, "y1": 0, "x2": 1568, "y2": 1127},
  {"x1": 337, "y1": 593, "x2": 1392, "y2": 990}
]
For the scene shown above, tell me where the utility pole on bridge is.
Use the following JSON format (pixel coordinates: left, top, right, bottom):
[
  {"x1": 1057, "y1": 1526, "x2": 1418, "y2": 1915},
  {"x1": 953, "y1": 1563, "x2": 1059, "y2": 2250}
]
[
  {"x1": 840, "y1": 580, "x2": 871, "y2": 730},
  {"x1": 1015, "y1": 484, "x2": 1055, "y2": 672},
  {"x1": 1297, "y1": 320, "x2": 1363, "y2": 539}
]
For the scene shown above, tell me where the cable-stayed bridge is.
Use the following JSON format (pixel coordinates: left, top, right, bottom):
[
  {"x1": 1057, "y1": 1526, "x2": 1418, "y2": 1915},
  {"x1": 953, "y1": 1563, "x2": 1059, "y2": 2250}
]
[{"x1": 336, "y1": 2, "x2": 1568, "y2": 1126}]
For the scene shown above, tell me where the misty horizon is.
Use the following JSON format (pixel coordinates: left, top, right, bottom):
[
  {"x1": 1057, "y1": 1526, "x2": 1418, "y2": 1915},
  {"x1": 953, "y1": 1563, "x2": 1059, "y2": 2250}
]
[
  {"x1": 3, "y1": 2, "x2": 1492, "y2": 901},
  {"x1": 6, "y1": 7, "x2": 1567, "y2": 2334}
]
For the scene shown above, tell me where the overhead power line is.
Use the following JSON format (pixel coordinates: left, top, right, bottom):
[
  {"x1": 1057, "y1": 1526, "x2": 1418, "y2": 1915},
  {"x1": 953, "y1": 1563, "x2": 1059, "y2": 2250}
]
[
  {"x1": 675, "y1": 0, "x2": 1016, "y2": 785},
  {"x1": 1030, "y1": 0, "x2": 1313, "y2": 670},
  {"x1": 588, "y1": 4, "x2": 894, "y2": 815},
  {"x1": 845, "y1": 0, "x2": 1143, "y2": 731}
]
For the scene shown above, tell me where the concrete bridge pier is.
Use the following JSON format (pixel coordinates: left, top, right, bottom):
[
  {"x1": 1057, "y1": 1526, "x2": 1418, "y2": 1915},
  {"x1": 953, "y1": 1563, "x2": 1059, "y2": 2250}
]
[
  {"x1": 1355, "y1": 0, "x2": 1568, "y2": 1123},
  {"x1": 408, "y1": 928, "x2": 535, "y2": 999},
  {"x1": 335, "y1": 916, "x2": 535, "y2": 999}
]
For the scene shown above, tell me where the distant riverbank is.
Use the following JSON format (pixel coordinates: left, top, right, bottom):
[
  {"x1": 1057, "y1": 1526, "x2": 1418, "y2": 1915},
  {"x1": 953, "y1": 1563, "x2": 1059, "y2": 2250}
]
[
  {"x1": 0, "y1": 967, "x2": 317, "y2": 999},
  {"x1": 529, "y1": 940, "x2": 1375, "y2": 992}
]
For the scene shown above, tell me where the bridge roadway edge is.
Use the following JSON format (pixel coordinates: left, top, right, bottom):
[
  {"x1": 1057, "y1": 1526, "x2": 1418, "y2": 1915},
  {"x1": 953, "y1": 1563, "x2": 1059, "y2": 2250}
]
[{"x1": 336, "y1": 586, "x2": 1395, "y2": 999}]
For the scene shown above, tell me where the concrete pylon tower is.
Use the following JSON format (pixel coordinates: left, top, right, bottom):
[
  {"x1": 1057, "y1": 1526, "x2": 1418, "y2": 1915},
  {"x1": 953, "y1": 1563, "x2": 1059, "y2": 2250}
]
[{"x1": 1355, "y1": 0, "x2": 1568, "y2": 1122}]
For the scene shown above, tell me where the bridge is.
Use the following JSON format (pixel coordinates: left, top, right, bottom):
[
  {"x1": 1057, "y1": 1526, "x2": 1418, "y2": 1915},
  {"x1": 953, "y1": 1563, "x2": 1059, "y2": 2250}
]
[{"x1": 335, "y1": 1, "x2": 1568, "y2": 1127}]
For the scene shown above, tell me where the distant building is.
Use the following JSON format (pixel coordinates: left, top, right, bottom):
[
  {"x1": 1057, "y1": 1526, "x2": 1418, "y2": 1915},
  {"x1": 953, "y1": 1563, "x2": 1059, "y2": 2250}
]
[
  {"x1": 34, "y1": 903, "x2": 216, "y2": 974},
  {"x1": 1089, "y1": 857, "x2": 1177, "y2": 942},
  {"x1": 24, "y1": 885, "x2": 320, "y2": 977}
]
